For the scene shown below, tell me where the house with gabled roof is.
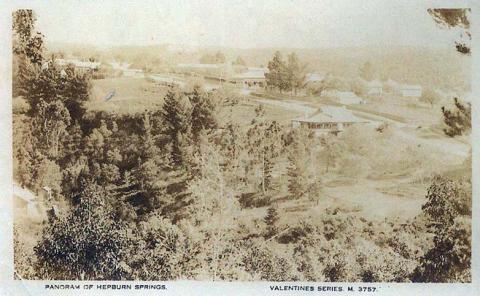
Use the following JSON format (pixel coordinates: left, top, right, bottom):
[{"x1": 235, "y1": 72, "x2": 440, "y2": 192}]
[
  {"x1": 291, "y1": 106, "x2": 369, "y2": 135},
  {"x1": 401, "y1": 84, "x2": 422, "y2": 98},
  {"x1": 366, "y1": 80, "x2": 383, "y2": 96},
  {"x1": 230, "y1": 67, "x2": 268, "y2": 89}
]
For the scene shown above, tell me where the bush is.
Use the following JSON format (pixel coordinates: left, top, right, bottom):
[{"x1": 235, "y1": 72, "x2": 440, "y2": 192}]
[
  {"x1": 412, "y1": 176, "x2": 471, "y2": 282},
  {"x1": 34, "y1": 184, "x2": 131, "y2": 280},
  {"x1": 242, "y1": 243, "x2": 298, "y2": 281}
]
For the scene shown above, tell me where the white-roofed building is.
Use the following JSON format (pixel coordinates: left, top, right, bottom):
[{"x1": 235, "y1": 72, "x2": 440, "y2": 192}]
[
  {"x1": 366, "y1": 80, "x2": 383, "y2": 96},
  {"x1": 109, "y1": 61, "x2": 131, "y2": 71},
  {"x1": 335, "y1": 91, "x2": 366, "y2": 105},
  {"x1": 123, "y1": 68, "x2": 144, "y2": 77},
  {"x1": 401, "y1": 84, "x2": 422, "y2": 98},
  {"x1": 176, "y1": 63, "x2": 233, "y2": 81},
  {"x1": 56, "y1": 58, "x2": 101, "y2": 72},
  {"x1": 305, "y1": 72, "x2": 326, "y2": 83},
  {"x1": 148, "y1": 74, "x2": 185, "y2": 88},
  {"x1": 384, "y1": 79, "x2": 400, "y2": 93},
  {"x1": 292, "y1": 106, "x2": 368, "y2": 135},
  {"x1": 230, "y1": 67, "x2": 268, "y2": 89}
]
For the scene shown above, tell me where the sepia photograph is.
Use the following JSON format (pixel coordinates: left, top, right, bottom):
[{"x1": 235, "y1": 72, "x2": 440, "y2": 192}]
[{"x1": 2, "y1": 0, "x2": 477, "y2": 293}]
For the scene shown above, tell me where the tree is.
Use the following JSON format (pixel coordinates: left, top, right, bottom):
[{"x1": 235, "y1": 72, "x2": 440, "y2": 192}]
[
  {"x1": 131, "y1": 112, "x2": 172, "y2": 211},
  {"x1": 265, "y1": 51, "x2": 289, "y2": 93},
  {"x1": 199, "y1": 51, "x2": 225, "y2": 64},
  {"x1": 35, "y1": 183, "x2": 131, "y2": 280},
  {"x1": 214, "y1": 51, "x2": 226, "y2": 64},
  {"x1": 287, "y1": 128, "x2": 321, "y2": 201},
  {"x1": 12, "y1": 10, "x2": 44, "y2": 64},
  {"x1": 186, "y1": 143, "x2": 242, "y2": 280},
  {"x1": 428, "y1": 9, "x2": 471, "y2": 55},
  {"x1": 420, "y1": 88, "x2": 440, "y2": 108},
  {"x1": 286, "y1": 52, "x2": 307, "y2": 95},
  {"x1": 350, "y1": 78, "x2": 367, "y2": 97},
  {"x1": 359, "y1": 62, "x2": 375, "y2": 81},
  {"x1": 23, "y1": 61, "x2": 90, "y2": 124},
  {"x1": 162, "y1": 89, "x2": 192, "y2": 167},
  {"x1": 189, "y1": 87, "x2": 217, "y2": 143},
  {"x1": 59, "y1": 65, "x2": 91, "y2": 124},
  {"x1": 12, "y1": 9, "x2": 44, "y2": 97},
  {"x1": 310, "y1": 75, "x2": 345, "y2": 97},
  {"x1": 441, "y1": 97, "x2": 471, "y2": 137},
  {"x1": 33, "y1": 99, "x2": 71, "y2": 159},
  {"x1": 234, "y1": 56, "x2": 246, "y2": 66},
  {"x1": 34, "y1": 158, "x2": 63, "y2": 197},
  {"x1": 264, "y1": 206, "x2": 279, "y2": 237},
  {"x1": 246, "y1": 118, "x2": 282, "y2": 195},
  {"x1": 218, "y1": 121, "x2": 244, "y2": 188},
  {"x1": 320, "y1": 134, "x2": 344, "y2": 173},
  {"x1": 126, "y1": 213, "x2": 199, "y2": 280},
  {"x1": 411, "y1": 176, "x2": 471, "y2": 282}
]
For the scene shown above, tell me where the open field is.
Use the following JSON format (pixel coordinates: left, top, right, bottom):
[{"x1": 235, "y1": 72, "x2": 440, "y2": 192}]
[{"x1": 88, "y1": 77, "x2": 170, "y2": 114}]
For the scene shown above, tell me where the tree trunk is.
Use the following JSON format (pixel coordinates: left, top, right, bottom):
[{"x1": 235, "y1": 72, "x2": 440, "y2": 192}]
[{"x1": 262, "y1": 150, "x2": 266, "y2": 195}]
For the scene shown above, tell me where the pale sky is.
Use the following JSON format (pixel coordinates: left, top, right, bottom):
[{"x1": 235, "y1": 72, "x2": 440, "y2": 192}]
[{"x1": 16, "y1": 0, "x2": 473, "y2": 49}]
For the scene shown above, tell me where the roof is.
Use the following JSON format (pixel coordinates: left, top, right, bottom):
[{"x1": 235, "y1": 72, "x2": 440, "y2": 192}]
[
  {"x1": 109, "y1": 61, "x2": 131, "y2": 70},
  {"x1": 177, "y1": 63, "x2": 222, "y2": 69},
  {"x1": 56, "y1": 59, "x2": 100, "y2": 69},
  {"x1": 336, "y1": 91, "x2": 360, "y2": 99},
  {"x1": 124, "y1": 68, "x2": 143, "y2": 73},
  {"x1": 292, "y1": 106, "x2": 366, "y2": 124},
  {"x1": 149, "y1": 74, "x2": 186, "y2": 87},
  {"x1": 367, "y1": 80, "x2": 382, "y2": 88},
  {"x1": 401, "y1": 84, "x2": 422, "y2": 90},
  {"x1": 306, "y1": 73, "x2": 326, "y2": 82},
  {"x1": 231, "y1": 67, "x2": 267, "y2": 80}
]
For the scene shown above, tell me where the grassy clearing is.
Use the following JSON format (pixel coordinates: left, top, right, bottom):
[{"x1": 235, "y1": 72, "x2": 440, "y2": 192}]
[
  {"x1": 217, "y1": 100, "x2": 302, "y2": 127},
  {"x1": 88, "y1": 77, "x2": 170, "y2": 114}
]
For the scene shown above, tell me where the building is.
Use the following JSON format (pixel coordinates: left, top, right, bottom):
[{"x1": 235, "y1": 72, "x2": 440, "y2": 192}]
[
  {"x1": 123, "y1": 68, "x2": 144, "y2": 77},
  {"x1": 335, "y1": 91, "x2": 366, "y2": 105},
  {"x1": 176, "y1": 63, "x2": 233, "y2": 81},
  {"x1": 304, "y1": 72, "x2": 327, "y2": 86},
  {"x1": 366, "y1": 80, "x2": 383, "y2": 96},
  {"x1": 230, "y1": 67, "x2": 268, "y2": 89},
  {"x1": 148, "y1": 74, "x2": 185, "y2": 88},
  {"x1": 401, "y1": 84, "x2": 422, "y2": 98},
  {"x1": 108, "y1": 61, "x2": 145, "y2": 77},
  {"x1": 56, "y1": 58, "x2": 101, "y2": 72},
  {"x1": 291, "y1": 106, "x2": 368, "y2": 135},
  {"x1": 109, "y1": 61, "x2": 131, "y2": 71},
  {"x1": 384, "y1": 79, "x2": 400, "y2": 93}
]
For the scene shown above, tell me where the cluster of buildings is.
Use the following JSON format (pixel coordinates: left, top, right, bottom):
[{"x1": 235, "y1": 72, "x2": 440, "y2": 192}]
[
  {"x1": 362, "y1": 79, "x2": 423, "y2": 98},
  {"x1": 53, "y1": 59, "x2": 147, "y2": 78},
  {"x1": 173, "y1": 64, "x2": 331, "y2": 92},
  {"x1": 55, "y1": 57, "x2": 423, "y2": 102},
  {"x1": 172, "y1": 63, "x2": 424, "y2": 100}
]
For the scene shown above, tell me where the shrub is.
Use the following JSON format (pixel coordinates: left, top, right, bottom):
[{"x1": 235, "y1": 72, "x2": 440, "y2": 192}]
[{"x1": 34, "y1": 184, "x2": 130, "y2": 280}]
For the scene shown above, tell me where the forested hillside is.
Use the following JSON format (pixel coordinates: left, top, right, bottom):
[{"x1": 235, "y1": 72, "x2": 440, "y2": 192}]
[{"x1": 13, "y1": 10, "x2": 471, "y2": 282}]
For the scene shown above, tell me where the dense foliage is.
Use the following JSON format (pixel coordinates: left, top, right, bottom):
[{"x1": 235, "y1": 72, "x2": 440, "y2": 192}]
[
  {"x1": 441, "y1": 98, "x2": 471, "y2": 137},
  {"x1": 265, "y1": 51, "x2": 307, "y2": 94}
]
